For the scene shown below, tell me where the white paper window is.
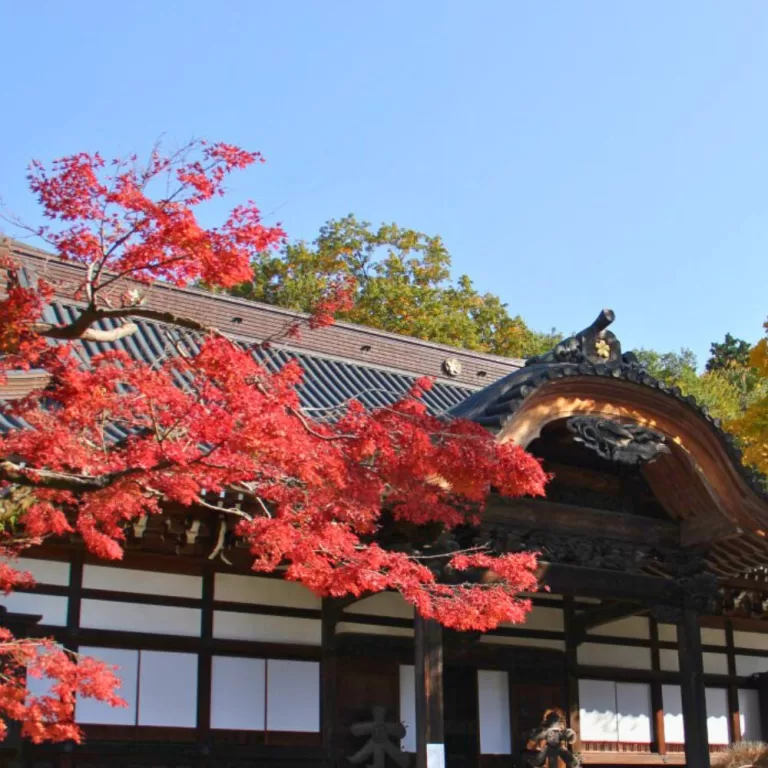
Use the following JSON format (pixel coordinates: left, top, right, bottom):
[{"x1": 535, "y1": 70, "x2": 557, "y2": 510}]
[
  {"x1": 399, "y1": 665, "x2": 416, "y2": 753},
  {"x1": 579, "y1": 679, "x2": 618, "y2": 741},
  {"x1": 80, "y1": 599, "x2": 201, "y2": 636},
  {"x1": 266, "y1": 659, "x2": 319, "y2": 732},
  {"x1": 477, "y1": 670, "x2": 511, "y2": 754},
  {"x1": 616, "y1": 683, "x2": 651, "y2": 743},
  {"x1": 706, "y1": 688, "x2": 729, "y2": 745},
  {"x1": 662, "y1": 685, "x2": 685, "y2": 744},
  {"x1": 739, "y1": 689, "x2": 762, "y2": 741},
  {"x1": 138, "y1": 651, "x2": 198, "y2": 727},
  {"x1": 76, "y1": 647, "x2": 138, "y2": 725},
  {"x1": 83, "y1": 565, "x2": 201, "y2": 599},
  {"x1": 211, "y1": 656, "x2": 266, "y2": 731}
]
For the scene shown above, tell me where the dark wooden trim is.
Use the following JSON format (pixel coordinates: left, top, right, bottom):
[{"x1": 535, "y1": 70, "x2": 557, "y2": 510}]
[
  {"x1": 414, "y1": 614, "x2": 444, "y2": 768},
  {"x1": 563, "y1": 597, "x2": 581, "y2": 752},
  {"x1": 725, "y1": 620, "x2": 742, "y2": 743},
  {"x1": 197, "y1": 565, "x2": 214, "y2": 747},
  {"x1": 66, "y1": 549, "x2": 83, "y2": 646},
  {"x1": 677, "y1": 608, "x2": 710, "y2": 768},
  {"x1": 320, "y1": 599, "x2": 340, "y2": 764},
  {"x1": 649, "y1": 618, "x2": 665, "y2": 755}
]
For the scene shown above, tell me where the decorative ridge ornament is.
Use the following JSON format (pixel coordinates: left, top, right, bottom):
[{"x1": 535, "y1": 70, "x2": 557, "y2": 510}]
[
  {"x1": 566, "y1": 416, "x2": 670, "y2": 466},
  {"x1": 449, "y1": 309, "x2": 768, "y2": 502}
]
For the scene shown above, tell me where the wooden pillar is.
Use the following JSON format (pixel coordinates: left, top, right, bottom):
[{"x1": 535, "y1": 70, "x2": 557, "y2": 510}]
[
  {"x1": 414, "y1": 613, "x2": 444, "y2": 768},
  {"x1": 725, "y1": 620, "x2": 742, "y2": 743},
  {"x1": 649, "y1": 618, "x2": 666, "y2": 755},
  {"x1": 321, "y1": 599, "x2": 340, "y2": 765},
  {"x1": 563, "y1": 597, "x2": 581, "y2": 752},
  {"x1": 677, "y1": 608, "x2": 710, "y2": 768},
  {"x1": 197, "y1": 564, "x2": 214, "y2": 763}
]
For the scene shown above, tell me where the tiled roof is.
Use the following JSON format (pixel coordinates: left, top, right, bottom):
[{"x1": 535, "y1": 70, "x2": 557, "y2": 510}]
[{"x1": 0, "y1": 242, "x2": 528, "y2": 427}]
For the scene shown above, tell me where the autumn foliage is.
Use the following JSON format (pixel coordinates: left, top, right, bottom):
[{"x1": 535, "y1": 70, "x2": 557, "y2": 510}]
[{"x1": 0, "y1": 141, "x2": 547, "y2": 743}]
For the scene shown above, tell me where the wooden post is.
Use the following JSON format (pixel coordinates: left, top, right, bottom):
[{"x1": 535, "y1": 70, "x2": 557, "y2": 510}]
[
  {"x1": 414, "y1": 613, "x2": 444, "y2": 768},
  {"x1": 649, "y1": 618, "x2": 666, "y2": 755},
  {"x1": 677, "y1": 608, "x2": 710, "y2": 768},
  {"x1": 321, "y1": 599, "x2": 340, "y2": 766},
  {"x1": 563, "y1": 597, "x2": 581, "y2": 753}
]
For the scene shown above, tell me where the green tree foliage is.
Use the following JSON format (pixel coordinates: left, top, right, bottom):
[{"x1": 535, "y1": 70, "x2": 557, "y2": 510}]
[
  {"x1": 706, "y1": 332, "x2": 752, "y2": 371},
  {"x1": 228, "y1": 215, "x2": 560, "y2": 358}
]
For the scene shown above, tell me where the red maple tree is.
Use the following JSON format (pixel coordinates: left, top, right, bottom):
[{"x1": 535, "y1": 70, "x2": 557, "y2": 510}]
[{"x1": 0, "y1": 141, "x2": 547, "y2": 744}]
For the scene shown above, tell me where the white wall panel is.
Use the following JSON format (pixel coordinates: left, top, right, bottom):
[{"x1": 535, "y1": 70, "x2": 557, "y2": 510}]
[
  {"x1": 83, "y1": 565, "x2": 201, "y2": 598},
  {"x1": 662, "y1": 685, "x2": 685, "y2": 744},
  {"x1": 80, "y1": 599, "x2": 200, "y2": 636},
  {"x1": 739, "y1": 689, "x2": 762, "y2": 741},
  {"x1": 657, "y1": 624, "x2": 677, "y2": 642},
  {"x1": 13, "y1": 558, "x2": 70, "y2": 586},
  {"x1": 702, "y1": 628, "x2": 727, "y2": 646},
  {"x1": 703, "y1": 653, "x2": 729, "y2": 675},
  {"x1": 266, "y1": 660, "x2": 319, "y2": 732},
  {"x1": 211, "y1": 656, "x2": 265, "y2": 731},
  {"x1": 76, "y1": 647, "x2": 138, "y2": 725},
  {"x1": 477, "y1": 670, "x2": 511, "y2": 754},
  {"x1": 213, "y1": 611, "x2": 320, "y2": 645},
  {"x1": 0, "y1": 592, "x2": 67, "y2": 626},
  {"x1": 479, "y1": 636, "x2": 565, "y2": 651},
  {"x1": 659, "y1": 649, "x2": 679, "y2": 672},
  {"x1": 138, "y1": 651, "x2": 197, "y2": 727},
  {"x1": 705, "y1": 688, "x2": 729, "y2": 745},
  {"x1": 590, "y1": 617, "x2": 649, "y2": 640},
  {"x1": 734, "y1": 631, "x2": 768, "y2": 652},
  {"x1": 399, "y1": 665, "x2": 416, "y2": 753},
  {"x1": 346, "y1": 592, "x2": 413, "y2": 618},
  {"x1": 336, "y1": 622, "x2": 413, "y2": 638},
  {"x1": 577, "y1": 644, "x2": 651, "y2": 670},
  {"x1": 579, "y1": 680, "x2": 618, "y2": 741},
  {"x1": 506, "y1": 605, "x2": 563, "y2": 632},
  {"x1": 215, "y1": 573, "x2": 319, "y2": 608},
  {"x1": 736, "y1": 654, "x2": 768, "y2": 677},
  {"x1": 616, "y1": 683, "x2": 652, "y2": 743}
]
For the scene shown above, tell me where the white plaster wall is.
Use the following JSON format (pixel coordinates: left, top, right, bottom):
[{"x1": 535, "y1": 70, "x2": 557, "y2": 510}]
[
  {"x1": 335, "y1": 622, "x2": 413, "y2": 638},
  {"x1": 479, "y1": 635, "x2": 565, "y2": 652},
  {"x1": 577, "y1": 643, "x2": 652, "y2": 670},
  {"x1": 213, "y1": 611, "x2": 321, "y2": 645},
  {"x1": 12, "y1": 557, "x2": 70, "y2": 586},
  {"x1": 734, "y1": 631, "x2": 768, "y2": 652},
  {"x1": 215, "y1": 573, "x2": 320, "y2": 608},
  {"x1": 702, "y1": 652, "x2": 729, "y2": 675},
  {"x1": 504, "y1": 605, "x2": 563, "y2": 632},
  {"x1": 138, "y1": 651, "x2": 198, "y2": 727},
  {"x1": 80, "y1": 599, "x2": 201, "y2": 636},
  {"x1": 589, "y1": 617, "x2": 649, "y2": 640},
  {"x1": 736, "y1": 654, "x2": 768, "y2": 677},
  {"x1": 83, "y1": 564, "x2": 201, "y2": 599},
  {"x1": 346, "y1": 592, "x2": 413, "y2": 618},
  {"x1": 0, "y1": 592, "x2": 67, "y2": 625}
]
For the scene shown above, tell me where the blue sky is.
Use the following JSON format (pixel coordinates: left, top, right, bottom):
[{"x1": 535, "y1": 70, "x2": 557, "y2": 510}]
[{"x1": 2, "y1": 1, "x2": 767, "y2": 363}]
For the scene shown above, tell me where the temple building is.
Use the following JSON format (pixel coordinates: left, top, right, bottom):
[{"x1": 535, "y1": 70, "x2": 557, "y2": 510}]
[{"x1": 3, "y1": 242, "x2": 768, "y2": 768}]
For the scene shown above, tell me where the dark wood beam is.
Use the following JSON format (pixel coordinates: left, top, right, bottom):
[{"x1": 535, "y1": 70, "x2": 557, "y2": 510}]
[
  {"x1": 485, "y1": 497, "x2": 679, "y2": 547},
  {"x1": 677, "y1": 608, "x2": 710, "y2": 768},
  {"x1": 537, "y1": 562, "x2": 675, "y2": 604},
  {"x1": 414, "y1": 614, "x2": 444, "y2": 768}
]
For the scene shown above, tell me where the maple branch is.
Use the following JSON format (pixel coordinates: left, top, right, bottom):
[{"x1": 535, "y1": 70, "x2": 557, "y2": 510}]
[{"x1": 32, "y1": 305, "x2": 218, "y2": 342}]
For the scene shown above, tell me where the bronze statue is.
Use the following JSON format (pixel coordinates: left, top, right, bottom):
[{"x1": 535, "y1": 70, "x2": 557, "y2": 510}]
[{"x1": 521, "y1": 708, "x2": 580, "y2": 768}]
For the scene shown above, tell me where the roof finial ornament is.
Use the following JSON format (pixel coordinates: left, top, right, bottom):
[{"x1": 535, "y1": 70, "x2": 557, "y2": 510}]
[{"x1": 525, "y1": 308, "x2": 637, "y2": 368}]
